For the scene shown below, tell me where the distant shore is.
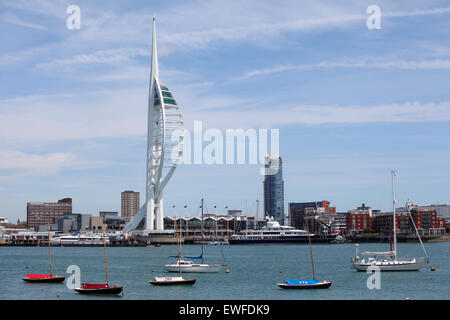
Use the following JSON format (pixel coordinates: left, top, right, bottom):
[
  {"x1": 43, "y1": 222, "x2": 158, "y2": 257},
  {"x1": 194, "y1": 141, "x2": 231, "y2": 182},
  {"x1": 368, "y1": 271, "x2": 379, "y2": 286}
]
[
  {"x1": 348, "y1": 234, "x2": 450, "y2": 243},
  {"x1": 1, "y1": 234, "x2": 449, "y2": 246}
]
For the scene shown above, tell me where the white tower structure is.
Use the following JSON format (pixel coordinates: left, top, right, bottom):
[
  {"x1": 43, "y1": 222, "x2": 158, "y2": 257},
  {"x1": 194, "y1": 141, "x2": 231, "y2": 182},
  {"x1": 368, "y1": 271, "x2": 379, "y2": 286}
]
[{"x1": 123, "y1": 18, "x2": 184, "y2": 234}]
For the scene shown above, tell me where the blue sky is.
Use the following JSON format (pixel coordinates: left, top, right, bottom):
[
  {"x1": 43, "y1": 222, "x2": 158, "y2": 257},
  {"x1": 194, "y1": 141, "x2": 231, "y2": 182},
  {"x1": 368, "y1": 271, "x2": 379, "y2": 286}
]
[{"x1": 1, "y1": 0, "x2": 449, "y2": 222}]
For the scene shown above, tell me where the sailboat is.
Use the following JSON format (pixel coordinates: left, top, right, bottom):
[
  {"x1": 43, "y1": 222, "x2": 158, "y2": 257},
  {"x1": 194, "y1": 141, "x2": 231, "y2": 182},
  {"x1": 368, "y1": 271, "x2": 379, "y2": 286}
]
[
  {"x1": 150, "y1": 216, "x2": 196, "y2": 285},
  {"x1": 22, "y1": 219, "x2": 65, "y2": 283},
  {"x1": 351, "y1": 170, "x2": 430, "y2": 271},
  {"x1": 278, "y1": 214, "x2": 332, "y2": 289},
  {"x1": 165, "y1": 199, "x2": 222, "y2": 273},
  {"x1": 74, "y1": 225, "x2": 123, "y2": 294}
]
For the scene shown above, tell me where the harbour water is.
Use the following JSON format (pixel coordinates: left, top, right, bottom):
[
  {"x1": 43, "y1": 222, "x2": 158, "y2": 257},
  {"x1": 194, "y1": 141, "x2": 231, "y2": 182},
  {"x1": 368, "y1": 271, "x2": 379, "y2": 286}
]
[{"x1": 0, "y1": 242, "x2": 448, "y2": 300}]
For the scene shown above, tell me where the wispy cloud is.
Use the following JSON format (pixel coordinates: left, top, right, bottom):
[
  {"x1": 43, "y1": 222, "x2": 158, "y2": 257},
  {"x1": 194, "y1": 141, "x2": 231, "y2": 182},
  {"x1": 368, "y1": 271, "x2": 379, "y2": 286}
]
[
  {"x1": 187, "y1": 101, "x2": 450, "y2": 128},
  {"x1": 0, "y1": 12, "x2": 48, "y2": 30},
  {"x1": 384, "y1": 7, "x2": 450, "y2": 18},
  {"x1": 235, "y1": 59, "x2": 450, "y2": 80},
  {"x1": 0, "y1": 149, "x2": 85, "y2": 176},
  {"x1": 35, "y1": 47, "x2": 148, "y2": 71}
]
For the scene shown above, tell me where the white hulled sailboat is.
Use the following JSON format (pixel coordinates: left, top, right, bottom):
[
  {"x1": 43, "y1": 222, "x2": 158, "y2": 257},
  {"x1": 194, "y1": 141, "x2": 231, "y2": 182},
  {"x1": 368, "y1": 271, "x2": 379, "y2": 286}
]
[{"x1": 351, "y1": 170, "x2": 430, "y2": 271}]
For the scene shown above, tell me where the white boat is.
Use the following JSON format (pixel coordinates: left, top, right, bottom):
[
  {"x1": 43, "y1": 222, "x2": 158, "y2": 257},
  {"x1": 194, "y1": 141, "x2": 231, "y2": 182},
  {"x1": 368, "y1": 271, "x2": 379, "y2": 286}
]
[
  {"x1": 229, "y1": 216, "x2": 324, "y2": 244},
  {"x1": 165, "y1": 260, "x2": 222, "y2": 273},
  {"x1": 351, "y1": 171, "x2": 430, "y2": 272},
  {"x1": 51, "y1": 234, "x2": 110, "y2": 245},
  {"x1": 151, "y1": 210, "x2": 195, "y2": 285},
  {"x1": 208, "y1": 239, "x2": 229, "y2": 245},
  {"x1": 165, "y1": 198, "x2": 223, "y2": 273}
]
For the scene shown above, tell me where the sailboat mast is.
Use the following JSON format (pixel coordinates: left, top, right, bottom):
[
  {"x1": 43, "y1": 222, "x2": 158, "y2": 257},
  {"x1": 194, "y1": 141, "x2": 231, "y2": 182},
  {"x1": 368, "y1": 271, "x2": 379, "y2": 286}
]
[
  {"x1": 392, "y1": 170, "x2": 398, "y2": 260},
  {"x1": 175, "y1": 216, "x2": 182, "y2": 277},
  {"x1": 304, "y1": 214, "x2": 315, "y2": 280},
  {"x1": 102, "y1": 223, "x2": 109, "y2": 285},
  {"x1": 48, "y1": 216, "x2": 52, "y2": 275},
  {"x1": 201, "y1": 198, "x2": 204, "y2": 264}
]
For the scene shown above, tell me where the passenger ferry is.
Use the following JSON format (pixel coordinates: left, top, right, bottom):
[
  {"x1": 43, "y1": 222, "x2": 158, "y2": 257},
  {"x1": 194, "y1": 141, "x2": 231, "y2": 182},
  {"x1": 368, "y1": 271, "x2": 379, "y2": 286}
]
[
  {"x1": 50, "y1": 234, "x2": 110, "y2": 246},
  {"x1": 230, "y1": 217, "x2": 332, "y2": 244}
]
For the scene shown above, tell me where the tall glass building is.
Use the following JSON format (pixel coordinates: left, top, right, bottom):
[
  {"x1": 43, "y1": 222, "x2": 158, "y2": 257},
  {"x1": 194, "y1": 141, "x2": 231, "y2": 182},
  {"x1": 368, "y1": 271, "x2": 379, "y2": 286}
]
[{"x1": 263, "y1": 153, "x2": 285, "y2": 225}]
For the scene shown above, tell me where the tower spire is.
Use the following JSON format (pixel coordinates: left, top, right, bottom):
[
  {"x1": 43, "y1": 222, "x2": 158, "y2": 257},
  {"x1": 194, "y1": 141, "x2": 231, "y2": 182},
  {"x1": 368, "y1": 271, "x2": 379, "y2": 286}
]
[
  {"x1": 151, "y1": 16, "x2": 159, "y2": 80},
  {"x1": 123, "y1": 18, "x2": 184, "y2": 235}
]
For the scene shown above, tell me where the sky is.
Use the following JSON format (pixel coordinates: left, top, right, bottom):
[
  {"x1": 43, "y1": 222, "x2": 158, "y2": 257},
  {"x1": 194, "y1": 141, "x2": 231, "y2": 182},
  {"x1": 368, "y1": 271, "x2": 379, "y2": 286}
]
[{"x1": 0, "y1": 0, "x2": 449, "y2": 222}]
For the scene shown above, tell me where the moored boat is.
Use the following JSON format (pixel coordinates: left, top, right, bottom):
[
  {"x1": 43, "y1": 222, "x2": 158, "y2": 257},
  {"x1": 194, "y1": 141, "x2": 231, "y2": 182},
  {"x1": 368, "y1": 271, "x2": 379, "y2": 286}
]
[
  {"x1": 278, "y1": 279, "x2": 332, "y2": 289},
  {"x1": 22, "y1": 274, "x2": 65, "y2": 283},
  {"x1": 165, "y1": 259, "x2": 222, "y2": 273},
  {"x1": 277, "y1": 213, "x2": 332, "y2": 289},
  {"x1": 74, "y1": 283, "x2": 123, "y2": 294},
  {"x1": 351, "y1": 171, "x2": 430, "y2": 272},
  {"x1": 165, "y1": 198, "x2": 222, "y2": 273},
  {"x1": 149, "y1": 277, "x2": 196, "y2": 285},
  {"x1": 74, "y1": 225, "x2": 122, "y2": 295},
  {"x1": 151, "y1": 212, "x2": 196, "y2": 286},
  {"x1": 22, "y1": 219, "x2": 65, "y2": 284}
]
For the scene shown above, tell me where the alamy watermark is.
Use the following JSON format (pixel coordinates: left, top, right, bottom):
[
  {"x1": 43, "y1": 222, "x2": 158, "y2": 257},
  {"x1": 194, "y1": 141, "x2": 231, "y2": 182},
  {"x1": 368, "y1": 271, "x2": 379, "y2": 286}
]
[
  {"x1": 367, "y1": 5, "x2": 381, "y2": 30},
  {"x1": 66, "y1": 5, "x2": 81, "y2": 30},
  {"x1": 366, "y1": 265, "x2": 381, "y2": 290},
  {"x1": 66, "y1": 265, "x2": 81, "y2": 289},
  {"x1": 169, "y1": 121, "x2": 280, "y2": 175}
]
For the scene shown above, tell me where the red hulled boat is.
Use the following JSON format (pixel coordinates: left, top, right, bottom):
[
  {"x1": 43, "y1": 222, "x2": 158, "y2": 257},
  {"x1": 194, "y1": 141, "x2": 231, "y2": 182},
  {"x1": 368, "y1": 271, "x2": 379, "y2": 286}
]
[
  {"x1": 22, "y1": 274, "x2": 65, "y2": 283},
  {"x1": 74, "y1": 225, "x2": 122, "y2": 295},
  {"x1": 22, "y1": 220, "x2": 65, "y2": 284}
]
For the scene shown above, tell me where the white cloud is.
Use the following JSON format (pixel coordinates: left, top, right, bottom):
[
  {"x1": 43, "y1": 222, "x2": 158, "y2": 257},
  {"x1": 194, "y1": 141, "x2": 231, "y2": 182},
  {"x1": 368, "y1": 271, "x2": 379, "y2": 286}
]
[
  {"x1": 0, "y1": 12, "x2": 48, "y2": 30},
  {"x1": 1, "y1": 85, "x2": 449, "y2": 147},
  {"x1": 235, "y1": 59, "x2": 450, "y2": 80},
  {"x1": 0, "y1": 149, "x2": 83, "y2": 175},
  {"x1": 184, "y1": 101, "x2": 450, "y2": 129},
  {"x1": 35, "y1": 47, "x2": 148, "y2": 71}
]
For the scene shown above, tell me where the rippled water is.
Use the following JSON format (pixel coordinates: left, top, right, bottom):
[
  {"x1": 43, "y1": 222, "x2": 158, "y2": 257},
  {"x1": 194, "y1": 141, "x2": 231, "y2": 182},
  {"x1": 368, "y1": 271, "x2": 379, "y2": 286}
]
[{"x1": 0, "y1": 242, "x2": 448, "y2": 300}]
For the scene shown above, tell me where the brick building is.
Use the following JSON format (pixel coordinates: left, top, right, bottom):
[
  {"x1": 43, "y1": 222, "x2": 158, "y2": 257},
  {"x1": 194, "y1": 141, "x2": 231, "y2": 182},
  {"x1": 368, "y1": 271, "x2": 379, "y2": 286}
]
[
  {"x1": 27, "y1": 198, "x2": 72, "y2": 229},
  {"x1": 289, "y1": 201, "x2": 336, "y2": 235},
  {"x1": 371, "y1": 208, "x2": 446, "y2": 236}
]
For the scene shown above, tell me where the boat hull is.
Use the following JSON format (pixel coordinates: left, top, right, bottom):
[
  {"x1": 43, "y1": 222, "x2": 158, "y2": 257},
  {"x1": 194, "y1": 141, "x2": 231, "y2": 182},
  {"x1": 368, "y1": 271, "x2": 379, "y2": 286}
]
[
  {"x1": 352, "y1": 259, "x2": 426, "y2": 272},
  {"x1": 278, "y1": 281, "x2": 332, "y2": 289},
  {"x1": 229, "y1": 236, "x2": 334, "y2": 245},
  {"x1": 150, "y1": 278, "x2": 196, "y2": 285},
  {"x1": 75, "y1": 284, "x2": 123, "y2": 294},
  {"x1": 165, "y1": 264, "x2": 222, "y2": 273},
  {"x1": 22, "y1": 275, "x2": 65, "y2": 283}
]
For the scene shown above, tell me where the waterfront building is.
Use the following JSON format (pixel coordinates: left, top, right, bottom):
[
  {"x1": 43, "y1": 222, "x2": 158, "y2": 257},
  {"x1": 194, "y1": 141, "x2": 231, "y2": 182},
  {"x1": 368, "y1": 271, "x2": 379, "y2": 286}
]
[
  {"x1": 414, "y1": 204, "x2": 450, "y2": 222},
  {"x1": 346, "y1": 212, "x2": 372, "y2": 234},
  {"x1": 227, "y1": 209, "x2": 242, "y2": 217},
  {"x1": 64, "y1": 213, "x2": 91, "y2": 232},
  {"x1": 0, "y1": 217, "x2": 8, "y2": 225},
  {"x1": 346, "y1": 203, "x2": 374, "y2": 234},
  {"x1": 121, "y1": 191, "x2": 139, "y2": 218},
  {"x1": 104, "y1": 216, "x2": 129, "y2": 231},
  {"x1": 332, "y1": 213, "x2": 347, "y2": 235},
  {"x1": 263, "y1": 153, "x2": 285, "y2": 226},
  {"x1": 371, "y1": 206, "x2": 446, "y2": 236},
  {"x1": 27, "y1": 198, "x2": 72, "y2": 229},
  {"x1": 100, "y1": 211, "x2": 119, "y2": 218},
  {"x1": 164, "y1": 216, "x2": 236, "y2": 240},
  {"x1": 91, "y1": 216, "x2": 104, "y2": 232},
  {"x1": 288, "y1": 201, "x2": 336, "y2": 234}
]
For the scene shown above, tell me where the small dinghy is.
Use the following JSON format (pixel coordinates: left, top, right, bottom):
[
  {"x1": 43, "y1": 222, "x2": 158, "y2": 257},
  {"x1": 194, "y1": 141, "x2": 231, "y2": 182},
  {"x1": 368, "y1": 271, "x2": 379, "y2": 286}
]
[
  {"x1": 150, "y1": 276, "x2": 196, "y2": 286},
  {"x1": 22, "y1": 274, "x2": 65, "y2": 283},
  {"x1": 278, "y1": 279, "x2": 332, "y2": 289},
  {"x1": 23, "y1": 220, "x2": 65, "y2": 284},
  {"x1": 277, "y1": 213, "x2": 332, "y2": 290},
  {"x1": 74, "y1": 225, "x2": 122, "y2": 295},
  {"x1": 151, "y1": 214, "x2": 195, "y2": 286},
  {"x1": 74, "y1": 283, "x2": 123, "y2": 294}
]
